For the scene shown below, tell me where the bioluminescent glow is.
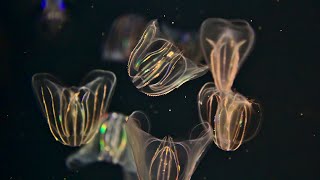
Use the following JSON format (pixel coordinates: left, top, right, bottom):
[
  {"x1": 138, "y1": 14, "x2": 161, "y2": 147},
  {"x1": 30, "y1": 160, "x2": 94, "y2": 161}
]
[
  {"x1": 32, "y1": 70, "x2": 117, "y2": 146},
  {"x1": 128, "y1": 20, "x2": 208, "y2": 96},
  {"x1": 66, "y1": 112, "x2": 138, "y2": 179},
  {"x1": 198, "y1": 18, "x2": 262, "y2": 151},
  {"x1": 125, "y1": 111, "x2": 213, "y2": 180}
]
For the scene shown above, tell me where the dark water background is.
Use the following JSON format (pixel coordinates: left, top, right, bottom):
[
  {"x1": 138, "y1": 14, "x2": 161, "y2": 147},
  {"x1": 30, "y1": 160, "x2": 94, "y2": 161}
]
[{"x1": 1, "y1": 0, "x2": 319, "y2": 179}]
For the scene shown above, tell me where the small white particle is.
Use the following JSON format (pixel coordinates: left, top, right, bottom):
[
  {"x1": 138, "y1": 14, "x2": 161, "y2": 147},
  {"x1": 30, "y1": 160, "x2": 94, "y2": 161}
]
[
  {"x1": 228, "y1": 157, "x2": 232, "y2": 160},
  {"x1": 280, "y1": 29, "x2": 283, "y2": 32},
  {"x1": 184, "y1": 95, "x2": 187, "y2": 99},
  {"x1": 250, "y1": 19, "x2": 253, "y2": 22},
  {"x1": 171, "y1": 21, "x2": 175, "y2": 25},
  {"x1": 169, "y1": 109, "x2": 172, "y2": 112},
  {"x1": 163, "y1": 15, "x2": 166, "y2": 18},
  {"x1": 300, "y1": 113, "x2": 303, "y2": 116}
]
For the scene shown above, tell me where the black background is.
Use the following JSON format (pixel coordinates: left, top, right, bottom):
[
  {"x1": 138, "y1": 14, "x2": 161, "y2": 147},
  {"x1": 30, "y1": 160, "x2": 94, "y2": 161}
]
[{"x1": 1, "y1": 0, "x2": 320, "y2": 179}]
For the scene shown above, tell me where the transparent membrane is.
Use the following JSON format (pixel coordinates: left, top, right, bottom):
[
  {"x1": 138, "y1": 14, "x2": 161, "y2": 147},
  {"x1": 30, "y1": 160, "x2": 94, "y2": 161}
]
[
  {"x1": 198, "y1": 82, "x2": 262, "y2": 151},
  {"x1": 128, "y1": 20, "x2": 208, "y2": 96},
  {"x1": 32, "y1": 70, "x2": 117, "y2": 146},
  {"x1": 125, "y1": 111, "x2": 213, "y2": 180},
  {"x1": 65, "y1": 112, "x2": 137, "y2": 178},
  {"x1": 200, "y1": 18, "x2": 255, "y2": 92}
]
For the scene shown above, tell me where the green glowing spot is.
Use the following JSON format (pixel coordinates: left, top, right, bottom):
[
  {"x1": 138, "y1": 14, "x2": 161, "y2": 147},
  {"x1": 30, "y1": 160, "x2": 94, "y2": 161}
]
[
  {"x1": 59, "y1": 115, "x2": 62, "y2": 122},
  {"x1": 135, "y1": 58, "x2": 142, "y2": 69},
  {"x1": 100, "y1": 123, "x2": 107, "y2": 134},
  {"x1": 99, "y1": 123, "x2": 108, "y2": 151},
  {"x1": 99, "y1": 139, "x2": 105, "y2": 151}
]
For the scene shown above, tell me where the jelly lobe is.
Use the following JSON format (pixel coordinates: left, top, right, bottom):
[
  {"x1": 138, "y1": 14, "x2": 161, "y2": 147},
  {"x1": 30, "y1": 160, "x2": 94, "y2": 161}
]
[
  {"x1": 98, "y1": 113, "x2": 137, "y2": 173},
  {"x1": 128, "y1": 20, "x2": 208, "y2": 96},
  {"x1": 125, "y1": 111, "x2": 213, "y2": 180},
  {"x1": 205, "y1": 37, "x2": 246, "y2": 92},
  {"x1": 66, "y1": 140, "x2": 137, "y2": 180},
  {"x1": 200, "y1": 18, "x2": 255, "y2": 92},
  {"x1": 149, "y1": 137, "x2": 180, "y2": 179},
  {"x1": 65, "y1": 112, "x2": 136, "y2": 174},
  {"x1": 214, "y1": 92, "x2": 250, "y2": 151},
  {"x1": 198, "y1": 82, "x2": 262, "y2": 151},
  {"x1": 32, "y1": 70, "x2": 116, "y2": 146},
  {"x1": 66, "y1": 132, "x2": 136, "y2": 173}
]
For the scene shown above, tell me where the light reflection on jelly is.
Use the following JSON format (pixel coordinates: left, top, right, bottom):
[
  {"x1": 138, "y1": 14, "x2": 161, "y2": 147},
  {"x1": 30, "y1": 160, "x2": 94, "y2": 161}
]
[
  {"x1": 66, "y1": 112, "x2": 137, "y2": 179},
  {"x1": 125, "y1": 111, "x2": 213, "y2": 179},
  {"x1": 32, "y1": 70, "x2": 116, "y2": 147},
  {"x1": 198, "y1": 18, "x2": 262, "y2": 151},
  {"x1": 128, "y1": 20, "x2": 208, "y2": 96}
]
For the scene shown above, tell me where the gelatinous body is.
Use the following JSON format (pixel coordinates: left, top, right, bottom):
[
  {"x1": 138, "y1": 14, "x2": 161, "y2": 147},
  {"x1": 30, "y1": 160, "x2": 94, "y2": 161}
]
[
  {"x1": 200, "y1": 18, "x2": 254, "y2": 92},
  {"x1": 32, "y1": 70, "x2": 116, "y2": 146},
  {"x1": 198, "y1": 82, "x2": 261, "y2": 151},
  {"x1": 40, "y1": 0, "x2": 67, "y2": 33},
  {"x1": 125, "y1": 111, "x2": 213, "y2": 180},
  {"x1": 66, "y1": 112, "x2": 137, "y2": 179},
  {"x1": 198, "y1": 18, "x2": 261, "y2": 151},
  {"x1": 103, "y1": 14, "x2": 147, "y2": 62},
  {"x1": 128, "y1": 20, "x2": 208, "y2": 96}
]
